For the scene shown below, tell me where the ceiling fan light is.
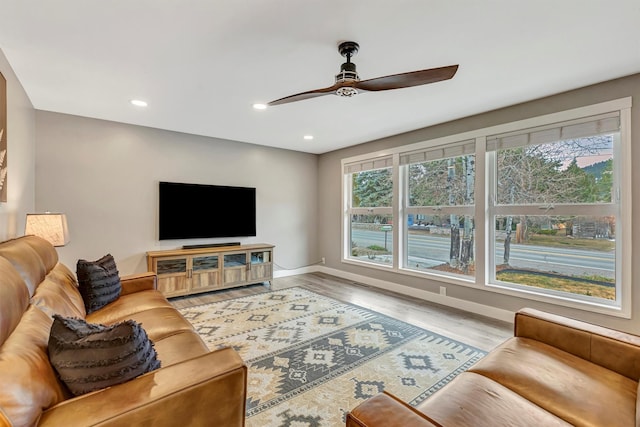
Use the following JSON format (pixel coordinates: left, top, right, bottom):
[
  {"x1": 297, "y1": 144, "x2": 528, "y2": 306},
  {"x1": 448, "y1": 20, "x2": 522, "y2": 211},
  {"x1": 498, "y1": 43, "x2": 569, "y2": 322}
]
[{"x1": 336, "y1": 87, "x2": 358, "y2": 97}]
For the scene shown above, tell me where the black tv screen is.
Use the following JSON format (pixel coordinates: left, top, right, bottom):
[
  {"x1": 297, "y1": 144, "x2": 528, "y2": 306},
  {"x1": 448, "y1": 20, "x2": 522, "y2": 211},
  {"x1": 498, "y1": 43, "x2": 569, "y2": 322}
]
[{"x1": 159, "y1": 181, "x2": 256, "y2": 240}]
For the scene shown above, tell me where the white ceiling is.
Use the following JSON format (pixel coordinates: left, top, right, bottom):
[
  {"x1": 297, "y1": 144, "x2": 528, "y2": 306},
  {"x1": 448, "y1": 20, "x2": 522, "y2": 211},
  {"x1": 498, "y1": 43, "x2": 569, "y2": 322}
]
[{"x1": 1, "y1": 1, "x2": 639, "y2": 154}]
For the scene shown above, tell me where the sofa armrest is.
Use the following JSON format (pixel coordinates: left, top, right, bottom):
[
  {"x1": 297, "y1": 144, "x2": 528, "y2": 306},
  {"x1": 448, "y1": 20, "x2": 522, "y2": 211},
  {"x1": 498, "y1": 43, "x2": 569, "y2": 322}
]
[
  {"x1": 515, "y1": 308, "x2": 640, "y2": 380},
  {"x1": 346, "y1": 392, "x2": 442, "y2": 427},
  {"x1": 38, "y1": 347, "x2": 246, "y2": 427},
  {"x1": 120, "y1": 272, "x2": 157, "y2": 295}
]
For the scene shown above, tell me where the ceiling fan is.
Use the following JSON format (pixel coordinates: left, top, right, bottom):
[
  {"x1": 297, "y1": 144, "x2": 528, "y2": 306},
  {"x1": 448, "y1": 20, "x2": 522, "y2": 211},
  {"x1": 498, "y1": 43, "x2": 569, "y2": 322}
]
[{"x1": 266, "y1": 41, "x2": 459, "y2": 107}]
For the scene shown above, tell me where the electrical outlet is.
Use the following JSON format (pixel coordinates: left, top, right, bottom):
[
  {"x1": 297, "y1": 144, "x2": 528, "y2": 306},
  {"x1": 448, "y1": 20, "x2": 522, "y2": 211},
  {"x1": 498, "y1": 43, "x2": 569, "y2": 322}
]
[
  {"x1": 439, "y1": 286, "x2": 447, "y2": 296},
  {"x1": 321, "y1": 257, "x2": 326, "y2": 265}
]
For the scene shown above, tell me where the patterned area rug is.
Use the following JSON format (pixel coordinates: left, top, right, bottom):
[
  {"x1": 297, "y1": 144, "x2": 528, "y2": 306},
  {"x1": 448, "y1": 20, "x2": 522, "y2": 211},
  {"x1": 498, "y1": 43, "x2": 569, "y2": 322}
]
[{"x1": 177, "y1": 287, "x2": 486, "y2": 427}]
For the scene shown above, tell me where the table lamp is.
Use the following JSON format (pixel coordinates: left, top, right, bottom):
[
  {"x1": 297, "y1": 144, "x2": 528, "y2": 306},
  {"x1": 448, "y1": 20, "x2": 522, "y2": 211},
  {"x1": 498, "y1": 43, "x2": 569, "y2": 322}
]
[{"x1": 25, "y1": 212, "x2": 70, "y2": 246}]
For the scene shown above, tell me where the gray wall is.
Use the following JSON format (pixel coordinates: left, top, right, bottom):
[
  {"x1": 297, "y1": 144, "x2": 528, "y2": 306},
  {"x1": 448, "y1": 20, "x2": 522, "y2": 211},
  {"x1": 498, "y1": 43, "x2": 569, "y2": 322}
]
[
  {"x1": 35, "y1": 111, "x2": 319, "y2": 276},
  {"x1": 318, "y1": 73, "x2": 640, "y2": 333},
  {"x1": 0, "y1": 49, "x2": 36, "y2": 240}
]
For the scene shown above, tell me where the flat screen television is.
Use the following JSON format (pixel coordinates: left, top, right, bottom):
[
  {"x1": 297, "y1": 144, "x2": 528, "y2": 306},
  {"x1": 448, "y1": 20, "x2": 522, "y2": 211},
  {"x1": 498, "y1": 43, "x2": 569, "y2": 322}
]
[{"x1": 158, "y1": 181, "x2": 256, "y2": 240}]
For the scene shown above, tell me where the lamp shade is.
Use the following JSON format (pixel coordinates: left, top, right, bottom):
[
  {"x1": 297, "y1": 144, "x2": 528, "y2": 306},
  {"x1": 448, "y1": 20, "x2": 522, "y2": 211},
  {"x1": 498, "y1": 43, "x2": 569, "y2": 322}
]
[{"x1": 25, "y1": 213, "x2": 70, "y2": 246}]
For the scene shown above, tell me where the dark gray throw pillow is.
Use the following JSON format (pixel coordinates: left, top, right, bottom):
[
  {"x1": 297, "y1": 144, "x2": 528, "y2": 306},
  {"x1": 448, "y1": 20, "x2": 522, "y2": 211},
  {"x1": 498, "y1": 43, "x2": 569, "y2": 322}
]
[
  {"x1": 76, "y1": 254, "x2": 121, "y2": 313},
  {"x1": 48, "y1": 315, "x2": 161, "y2": 396}
]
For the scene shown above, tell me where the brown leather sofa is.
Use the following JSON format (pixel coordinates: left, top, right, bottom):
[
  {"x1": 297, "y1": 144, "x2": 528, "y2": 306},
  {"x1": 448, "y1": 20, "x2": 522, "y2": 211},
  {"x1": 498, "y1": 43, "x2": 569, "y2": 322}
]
[
  {"x1": 0, "y1": 236, "x2": 247, "y2": 427},
  {"x1": 347, "y1": 308, "x2": 640, "y2": 427}
]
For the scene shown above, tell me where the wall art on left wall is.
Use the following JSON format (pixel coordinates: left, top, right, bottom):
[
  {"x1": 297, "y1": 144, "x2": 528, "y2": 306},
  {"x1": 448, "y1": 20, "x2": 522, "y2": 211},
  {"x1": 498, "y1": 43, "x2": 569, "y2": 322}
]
[{"x1": 0, "y1": 71, "x2": 6, "y2": 202}]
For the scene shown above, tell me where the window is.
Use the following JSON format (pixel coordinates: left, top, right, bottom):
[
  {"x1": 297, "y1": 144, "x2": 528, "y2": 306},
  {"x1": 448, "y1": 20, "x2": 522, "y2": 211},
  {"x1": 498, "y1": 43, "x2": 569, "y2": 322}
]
[
  {"x1": 344, "y1": 156, "x2": 394, "y2": 267},
  {"x1": 341, "y1": 98, "x2": 631, "y2": 316},
  {"x1": 487, "y1": 112, "x2": 620, "y2": 306},
  {"x1": 401, "y1": 140, "x2": 476, "y2": 278}
]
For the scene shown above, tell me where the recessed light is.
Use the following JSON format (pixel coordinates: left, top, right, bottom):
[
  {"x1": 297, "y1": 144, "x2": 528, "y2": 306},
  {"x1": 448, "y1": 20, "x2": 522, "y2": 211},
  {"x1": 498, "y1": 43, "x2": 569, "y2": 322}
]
[
  {"x1": 130, "y1": 99, "x2": 148, "y2": 107},
  {"x1": 303, "y1": 135, "x2": 314, "y2": 140},
  {"x1": 253, "y1": 103, "x2": 267, "y2": 110}
]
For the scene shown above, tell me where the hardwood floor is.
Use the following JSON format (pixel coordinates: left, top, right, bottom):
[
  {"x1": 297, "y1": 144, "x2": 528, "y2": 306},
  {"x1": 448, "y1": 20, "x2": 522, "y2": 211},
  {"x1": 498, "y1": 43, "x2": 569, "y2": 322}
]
[{"x1": 169, "y1": 272, "x2": 513, "y2": 352}]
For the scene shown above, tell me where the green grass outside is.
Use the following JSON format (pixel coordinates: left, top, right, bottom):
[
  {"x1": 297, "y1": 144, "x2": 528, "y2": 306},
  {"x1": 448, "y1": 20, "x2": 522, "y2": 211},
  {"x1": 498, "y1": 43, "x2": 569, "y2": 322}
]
[
  {"x1": 496, "y1": 271, "x2": 615, "y2": 300},
  {"x1": 526, "y1": 233, "x2": 614, "y2": 252}
]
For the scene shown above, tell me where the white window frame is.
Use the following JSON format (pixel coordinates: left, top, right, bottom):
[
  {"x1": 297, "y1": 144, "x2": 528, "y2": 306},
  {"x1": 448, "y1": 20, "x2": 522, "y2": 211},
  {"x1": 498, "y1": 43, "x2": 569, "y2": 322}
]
[
  {"x1": 400, "y1": 140, "x2": 476, "y2": 279},
  {"x1": 341, "y1": 97, "x2": 632, "y2": 318},
  {"x1": 342, "y1": 153, "x2": 397, "y2": 270}
]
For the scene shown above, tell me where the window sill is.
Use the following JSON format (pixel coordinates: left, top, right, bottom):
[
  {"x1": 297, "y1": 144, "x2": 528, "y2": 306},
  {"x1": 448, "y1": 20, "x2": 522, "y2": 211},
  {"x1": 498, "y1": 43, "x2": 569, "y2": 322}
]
[{"x1": 342, "y1": 257, "x2": 629, "y2": 319}]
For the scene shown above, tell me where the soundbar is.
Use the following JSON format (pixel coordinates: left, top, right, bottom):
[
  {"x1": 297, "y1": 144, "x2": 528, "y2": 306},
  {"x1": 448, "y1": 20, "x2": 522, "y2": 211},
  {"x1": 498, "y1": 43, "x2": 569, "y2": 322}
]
[{"x1": 182, "y1": 242, "x2": 241, "y2": 249}]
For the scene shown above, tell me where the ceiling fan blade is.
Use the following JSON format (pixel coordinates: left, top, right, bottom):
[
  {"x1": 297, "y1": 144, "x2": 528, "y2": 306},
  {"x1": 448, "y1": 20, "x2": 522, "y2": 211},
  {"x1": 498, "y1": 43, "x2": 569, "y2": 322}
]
[
  {"x1": 354, "y1": 64, "x2": 459, "y2": 92},
  {"x1": 267, "y1": 83, "x2": 343, "y2": 106}
]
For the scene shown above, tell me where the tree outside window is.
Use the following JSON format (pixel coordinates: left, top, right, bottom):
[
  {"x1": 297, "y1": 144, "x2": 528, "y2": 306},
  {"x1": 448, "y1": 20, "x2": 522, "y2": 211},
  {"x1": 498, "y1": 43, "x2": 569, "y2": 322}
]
[
  {"x1": 405, "y1": 153, "x2": 475, "y2": 277},
  {"x1": 348, "y1": 166, "x2": 394, "y2": 266},
  {"x1": 491, "y1": 133, "x2": 617, "y2": 302}
]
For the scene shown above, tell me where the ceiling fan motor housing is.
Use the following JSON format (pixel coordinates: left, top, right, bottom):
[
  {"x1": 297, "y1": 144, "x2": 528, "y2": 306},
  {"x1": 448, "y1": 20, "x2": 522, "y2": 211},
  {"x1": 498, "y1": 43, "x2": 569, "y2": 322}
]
[{"x1": 335, "y1": 62, "x2": 359, "y2": 83}]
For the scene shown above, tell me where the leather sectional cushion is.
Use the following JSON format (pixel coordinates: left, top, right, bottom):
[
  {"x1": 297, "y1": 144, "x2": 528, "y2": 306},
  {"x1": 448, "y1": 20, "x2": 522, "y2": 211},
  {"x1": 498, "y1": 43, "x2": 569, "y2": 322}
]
[
  {"x1": 347, "y1": 391, "x2": 442, "y2": 427},
  {"x1": 0, "y1": 305, "x2": 67, "y2": 426},
  {"x1": 0, "y1": 237, "x2": 48, "y2": 296},
  {"x1": 22, "y1": 234, "x2": 59, "y2": 273},
  {"x1": 151, "y1": 330, "x2": 209, "y2": 367},
  {"x1": 416, "y1": 372, "x2": 572, "y2": 427},
  {"x1": 515, "y1": 308, "x2": 640, "y2": 380},
  {"x1": 468, "y1": 337, "x2": 637, "y2": 427},
  {"x1": 82, "y1": 290, "x2": 176, "y2": 324},
  {"x1": 87, "y1": 306, "x2": 196, "y2": 342},
  {"x1": 31, "y1": 277, "x2": 86, "y2": 319},
  {"x1": 76, "y1": 254, "x2": 121, "y2": 314},
  {"x1": 0, "y1": 257, "x2": 31, "y2": 345},
  {"x1": 48, "y1": 315, "x2": 161, "y2": 396}
]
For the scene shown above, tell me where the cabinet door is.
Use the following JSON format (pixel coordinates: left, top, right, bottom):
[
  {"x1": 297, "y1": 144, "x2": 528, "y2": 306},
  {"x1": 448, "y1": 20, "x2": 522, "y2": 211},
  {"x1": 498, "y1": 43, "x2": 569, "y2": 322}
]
[
  {"x1": 250, "y1": 250, "x2": 272, "y2": 282},
  {"x1": 154, "y1": 256, "x2": 189, "y2": 296},
  {"x1": 191, "y1": 254, "x2": 220, "y2": 290},
  {"x1": 223, "y1": 252, "x2": 248, "y2": 285}
]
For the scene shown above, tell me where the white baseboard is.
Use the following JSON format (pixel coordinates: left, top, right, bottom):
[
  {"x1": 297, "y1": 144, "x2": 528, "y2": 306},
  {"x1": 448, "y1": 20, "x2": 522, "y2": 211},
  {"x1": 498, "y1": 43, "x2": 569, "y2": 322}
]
[
  {"x1": 273, "y1": 265, "x2": 319, "y2": 278},
  {"x1": 277, "y1": 265, "x2": 514, "y2": 323}
]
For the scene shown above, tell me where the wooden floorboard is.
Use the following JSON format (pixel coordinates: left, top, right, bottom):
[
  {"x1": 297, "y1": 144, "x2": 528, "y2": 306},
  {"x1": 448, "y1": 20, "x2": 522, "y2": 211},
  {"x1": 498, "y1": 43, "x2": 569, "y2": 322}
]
[{"x1": 170, "y1": 272, "x2": 513, "y2": 352}]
